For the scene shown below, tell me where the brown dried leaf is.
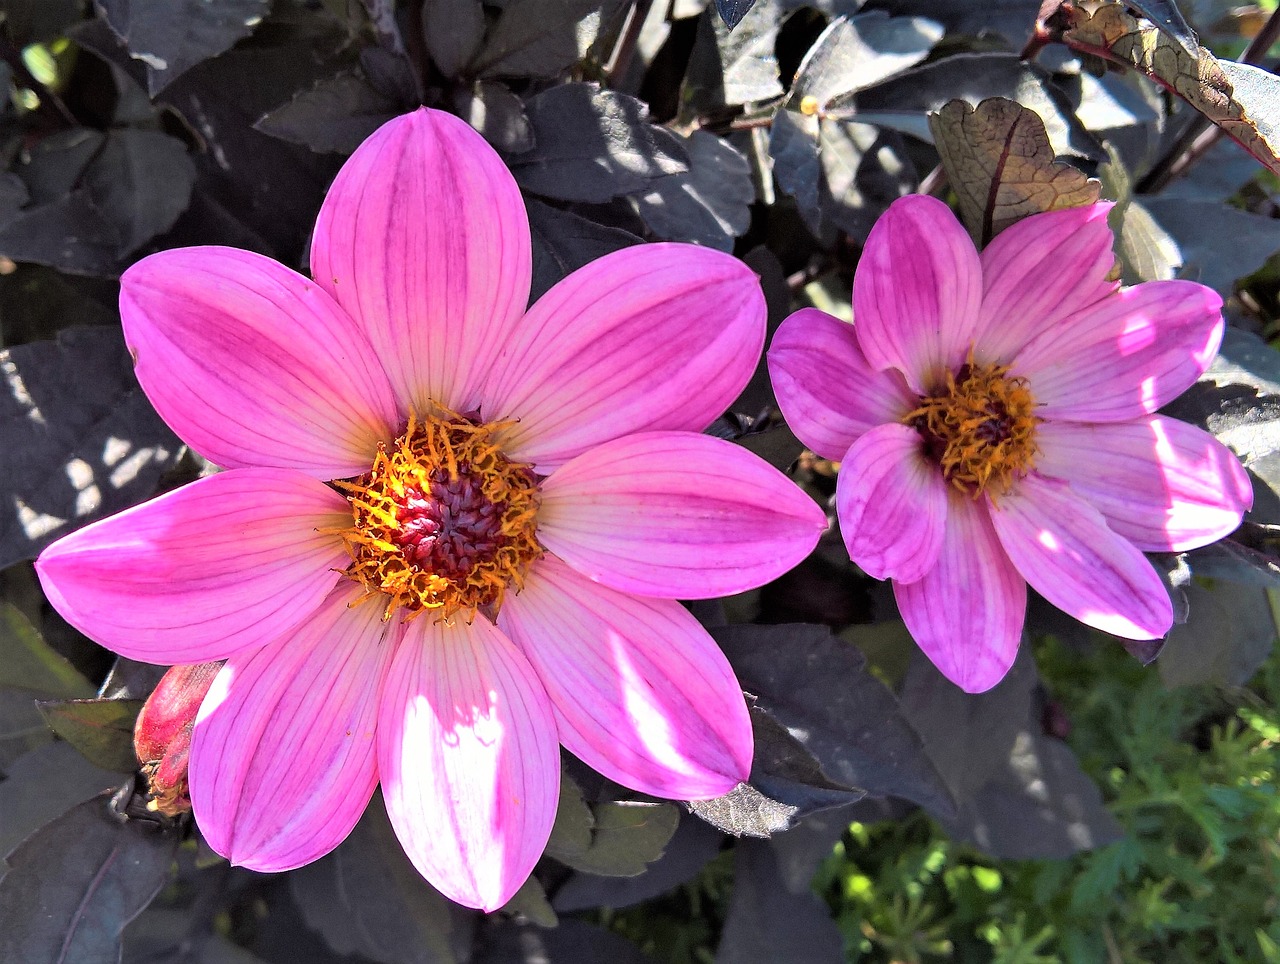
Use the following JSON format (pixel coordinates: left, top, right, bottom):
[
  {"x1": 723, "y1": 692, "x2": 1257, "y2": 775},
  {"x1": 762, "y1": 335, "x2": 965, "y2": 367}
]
[
  {"x1": 928, "y1": 97, "x2": 1100, "y2": 246},
  {"x1": 1062, "y1": 2, "x2": 1280, "y2": 175}
]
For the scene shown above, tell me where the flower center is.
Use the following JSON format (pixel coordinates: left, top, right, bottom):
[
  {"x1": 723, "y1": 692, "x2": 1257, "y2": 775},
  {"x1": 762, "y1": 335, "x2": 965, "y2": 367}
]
[
  {"x1": 336, "y1": 410, "x2": 541, "y2": 619},
  {"x1": 904, "y1": 356, "x2": 1039, "y2": 497}
]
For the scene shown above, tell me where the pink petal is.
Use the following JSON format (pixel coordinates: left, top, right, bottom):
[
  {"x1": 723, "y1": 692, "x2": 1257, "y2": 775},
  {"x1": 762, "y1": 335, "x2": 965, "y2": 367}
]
[
  {"x1": 35, "y1": 469, "x2": 351, "y2": 664},
  {"x1": 378, "y1": 613, "x2": 559, "y2": 911},
  {"x1": 498, "y1": 554, "x2": 752, "y2": 799},
  {"x1": 835, "y1": 423, "x2": 949, "y2": 583},
  {"x1": 894, "y1": 493, "x2": 1025, "y2": 693},
  {"x1": 1011, "y1": 281, "x2": 1224, "y2": 422},
  {"x1": 1035, "y1": 416, "x2": 1252, "y2": 552},
  {"x1": 311, "y1": 109, "x2": 532, "y2": 415},
  {"x1": 989, "y1": 473, "x2": 1174, "y2": 640},
  {"x1": 189, "y1": 583, "x2": 397, "y2": 872},
  {"x1": 537, "y1": 431, "x2": 825, "y2": 599},
  {"x1": 767, "y1": 307, "x2": 918, "y2": 460},
  {"x1": 973, "y1": 203, "x2": 1118, "y2": 363},
  {"x1": 482, "y1": 243, "x2": 765, "y2": 472},
  {"x1": 852, "y1": 195, "x2": 983, "y2": 393},
  {"x1": 121, "y1": 247, "x2": 399, "y2": 479}
]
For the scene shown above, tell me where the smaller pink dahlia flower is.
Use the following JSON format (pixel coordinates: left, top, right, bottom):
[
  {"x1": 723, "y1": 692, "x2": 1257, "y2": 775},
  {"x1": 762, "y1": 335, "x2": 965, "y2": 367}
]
[
  {"x1": 768, "y1": 195, "x2": 1252, "y2": 694},
  {"x1": 35, "y1": 108, "x2": 826, "y2": 910}
]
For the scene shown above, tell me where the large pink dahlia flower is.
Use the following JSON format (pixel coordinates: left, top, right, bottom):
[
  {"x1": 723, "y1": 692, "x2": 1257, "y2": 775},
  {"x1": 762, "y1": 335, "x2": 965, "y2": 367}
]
[
  {"x1": 35, "y1": 108, "x2": 825, "y2": 910},
  {"x1": 768, "y1": 195, "x2": 1252, "y2": 694}
]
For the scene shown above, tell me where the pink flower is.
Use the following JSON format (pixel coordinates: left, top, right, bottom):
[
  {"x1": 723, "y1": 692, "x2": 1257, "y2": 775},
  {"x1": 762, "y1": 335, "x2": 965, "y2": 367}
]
[
  {"x1": 36, "y1": 109, "x2": 825, "y2": 910},
  {"x1": 768, "y1": 196, "x2": 1252, "y2": 694}
]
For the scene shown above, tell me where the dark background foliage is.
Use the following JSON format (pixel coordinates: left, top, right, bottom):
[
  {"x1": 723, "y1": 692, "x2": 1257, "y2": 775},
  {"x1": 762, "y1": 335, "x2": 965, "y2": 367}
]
[{"x1": 2, "y1": 0, "x2": 1280, "y2": 961}]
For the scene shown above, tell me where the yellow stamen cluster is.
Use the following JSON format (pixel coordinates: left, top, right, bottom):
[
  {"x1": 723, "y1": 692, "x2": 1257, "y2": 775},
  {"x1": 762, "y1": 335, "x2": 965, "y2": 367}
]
[
  {"x1": 335, "y1": 410, "x2": 541, "y2": 620},
  {"x1": 905, "y1": 357, "x2": 1039, "y2": 497}
]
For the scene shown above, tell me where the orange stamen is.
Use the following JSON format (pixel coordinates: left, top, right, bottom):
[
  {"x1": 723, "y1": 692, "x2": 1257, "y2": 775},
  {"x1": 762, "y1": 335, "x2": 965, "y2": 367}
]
[
  {"x1": 904, "y1": 353, "x2": 1039, "y2": 499},
  {"x1": 335, "y1": 408, "x2": 542, "y2": 620}
]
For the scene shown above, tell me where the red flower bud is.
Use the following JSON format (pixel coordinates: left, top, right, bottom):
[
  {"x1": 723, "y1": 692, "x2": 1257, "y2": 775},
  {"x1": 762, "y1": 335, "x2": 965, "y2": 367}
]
[{"x1": 134, "y1": 661, "x2": 222, "y2": 816}]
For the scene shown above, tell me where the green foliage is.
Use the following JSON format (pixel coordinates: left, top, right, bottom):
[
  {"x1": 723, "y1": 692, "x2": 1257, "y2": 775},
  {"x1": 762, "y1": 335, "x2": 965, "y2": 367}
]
[{"x1": 815, "y1": 638, "x2": 1280, "y2": 963}]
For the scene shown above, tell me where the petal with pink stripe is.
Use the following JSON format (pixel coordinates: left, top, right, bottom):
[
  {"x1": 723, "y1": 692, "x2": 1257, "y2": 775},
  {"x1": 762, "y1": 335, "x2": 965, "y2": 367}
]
[
  {"x1": 852, "y1": 195, "x2": 983, "y2": 393},
  {"x1": 894, "y1": 493, "x2": 1025, "y2": 693},
  {"x1": 311, "y1": 109, "x2": 532, "y2": 414},
  {"x1": 1011, "y1": 280, "x2": 1223, "y2": 422},
  {"x1": 378, "y1": 613, "x2": 559, "y2": 912},
  {"x1": 1035, "y1": 416, "x2": 1252, "y2": 551},
  {"x1": 35, "y1": 468, "x2": 350, "y2": 664},
  {"x1": 482, "y1": 243, "x2": 765, "y2": 472},
  {"x1": 537, "y1": 431, "x2": 825, "y2": 599},
  {"x1": 989, "y1": 473, "x2": 1174, "y2": 640},
  {"x1": 189, "y1": 583, "x2": 397, "y2": 872},
  {"x1": 835, "y1": 423, "x2": 949, "y2": 583},
  {"x1": 973, "y1": 203, "x2": 1118, "y2": 363},
  {"x1": 767, "y1": 308, "x2": 918, "y2": 460},
  {"x1": 499, "y1": 554, "x2": 753, "y2": 799},
  {"x1": 121, "y1": 247, "x2": 399, "y2": 479}
]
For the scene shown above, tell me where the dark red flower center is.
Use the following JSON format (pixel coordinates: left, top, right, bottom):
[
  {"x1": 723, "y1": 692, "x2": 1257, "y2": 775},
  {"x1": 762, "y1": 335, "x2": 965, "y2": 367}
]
[
  {"x1": 906, "y1": 356, "x2": 1040, "y2": 498},
  {"x1": 337, "y1": 410, "x2": 541, "y2": 618}
]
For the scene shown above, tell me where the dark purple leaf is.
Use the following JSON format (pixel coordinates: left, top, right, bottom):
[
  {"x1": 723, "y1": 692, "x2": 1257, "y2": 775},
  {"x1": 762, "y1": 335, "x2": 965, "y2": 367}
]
[
  {"x1": 714, "y1": 623, "x2": 955, "y2": 817},
  {"x1": 255, "y1": 70, "x2": 399, "y2": 155},
  {"x1": 422, "y1": 0, "x2": 485, "y2": 78},
  {"x1": 290, "y1": 794, "x2": 472, "y2": 964},
  {"x1": 452, "y1": 81, "x2": 535, "y2": 154},
  {"x1": 82, "y1": 129, "x2": 197, "y2": 256},
  {"x1": 511, "y1": 84, "x2": 688, "y2": 203},
  {"x1": 834, "y1": 52, "x2": 1105, "y2": 163},
  {"x1": 0, "y1": 327, "x2": 183, "y2": 569},
  {"x1": 527, "y1": 199, "x2": 641, "y2": 302},
  {"x1": 715, "y1": 0, "x2": 756, "y2": 30},
  {"x1": 472, "y1": 0, "x2": 627, "y2": 78},
  {"x1": 631, "y1": 130, "x2": 753, "y2": 251},
  {"x1": 684, "y1": 0, "x2": 784, "y2": 111},
  {"x1": 552, "y1": 812, "x2": 725, "y2": 911},
  {"x1": 897, "y1": 644, "x2": 1039, "y2": 801},
  {"x1": 1158, "y1": 579, "x2": 1276, "y2": 688},
  {"x1": 936, "y1": 732, "x2": 1124, "y2": 859},
  {"x1": 97, "y1": 0, "x2": 272, "y2": 95},
  {"x1": 715, "y1": 839, "x2": 844, "y2": 964},
  {"x1": 0, "y1": 741, "x2": 123, "y2": 858},
  {"x1": 476, "y1": 918, "x2": 654, "y2": 964},
  {"x1": 0, "y1": 790, "x2": 178, "y2": 962}
]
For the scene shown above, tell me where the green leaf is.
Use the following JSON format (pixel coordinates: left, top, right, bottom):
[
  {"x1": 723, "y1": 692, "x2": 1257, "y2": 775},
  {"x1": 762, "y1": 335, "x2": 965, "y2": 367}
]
[
  {"x1": 547, "y1": 799, "x2": 679, "y2": 877},
  {"x1": 36, "y1": 697, "x2": 143, "y2": 773},
  {"x1": 0, "y1": 602, "x2": 93, "y2": 698},
  {"x1": 499, "y1": 876, "x2": 558, "y2": 927},
  {"x1": 546, "y1": 771, "x2": 593, "y2": 859}
]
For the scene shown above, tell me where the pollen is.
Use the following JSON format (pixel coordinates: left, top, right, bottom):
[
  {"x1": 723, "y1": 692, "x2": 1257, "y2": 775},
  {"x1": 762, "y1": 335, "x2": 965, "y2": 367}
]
[
  {"x1": 905, "y1": 355, "x2": 1039, "y2": 498},
  {"x1": 334, "y1": 409, "x2": 542, "y2": 620}
]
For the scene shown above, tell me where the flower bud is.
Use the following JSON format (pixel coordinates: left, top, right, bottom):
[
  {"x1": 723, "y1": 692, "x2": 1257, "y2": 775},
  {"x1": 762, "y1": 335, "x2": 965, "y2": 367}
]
[{"x1": 134, "y1": 661, "x2": 222, "y2": 816}]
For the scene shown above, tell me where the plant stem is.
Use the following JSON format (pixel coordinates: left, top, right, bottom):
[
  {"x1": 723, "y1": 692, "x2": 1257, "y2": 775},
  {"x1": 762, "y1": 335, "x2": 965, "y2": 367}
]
[
  {"x1": 607, "y1": 0, "x2": 658, "y2": 87},
  {"x1": 918, "y1": 163, "x2": 948, "y2": 197}
]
